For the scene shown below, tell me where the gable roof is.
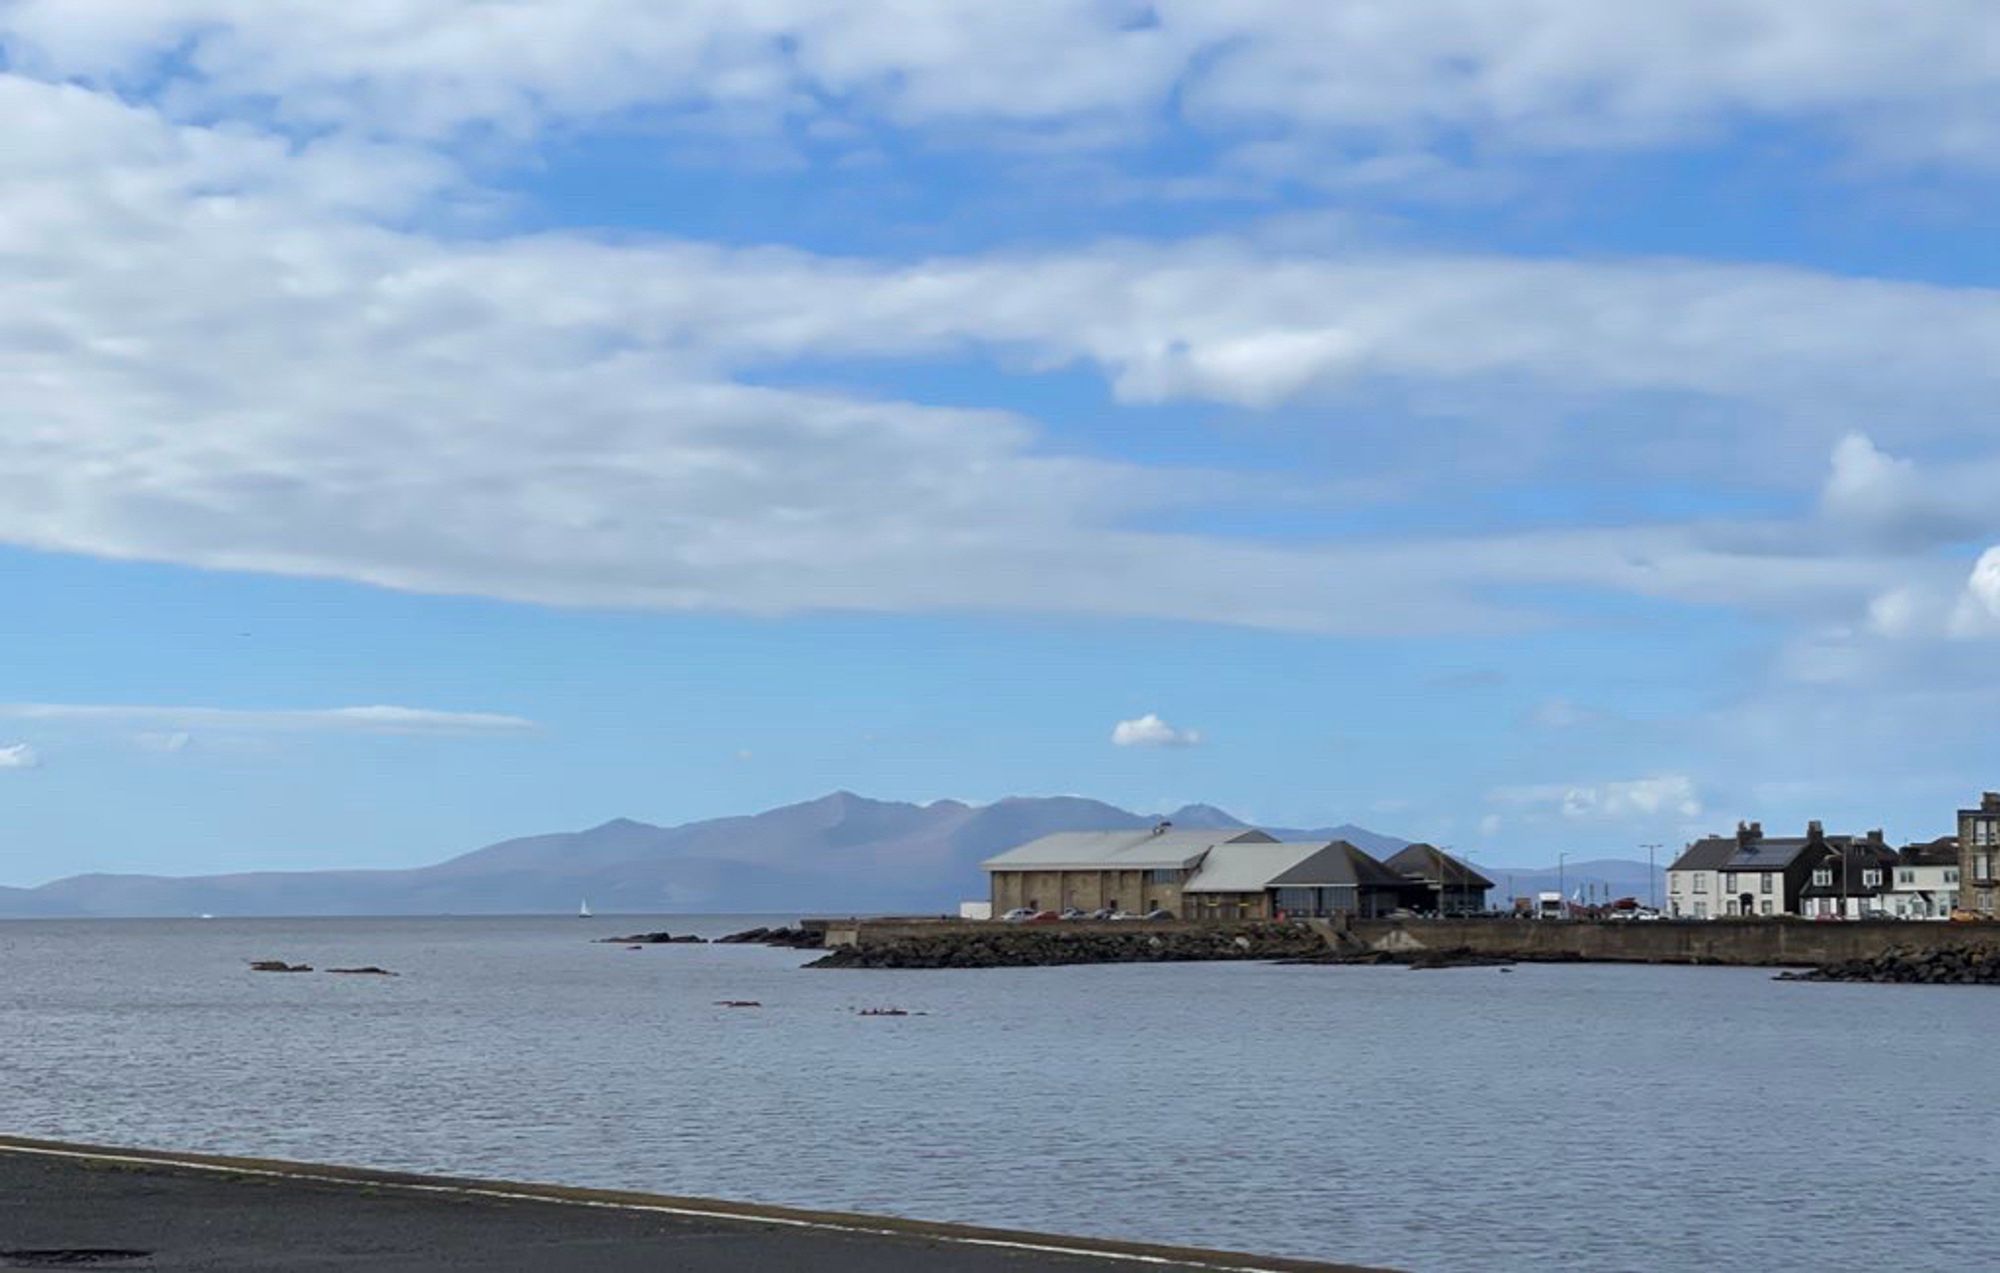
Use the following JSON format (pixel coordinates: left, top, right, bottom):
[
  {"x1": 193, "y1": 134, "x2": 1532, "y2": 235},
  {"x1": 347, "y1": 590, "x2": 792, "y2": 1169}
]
[
  {"x1": 1268, "y1": 840, "x2": 1412, "y2": 890},
  {"x1": 1383, "y1": 843, "x2": 1494, "y2": 890},
  {"x1": 1899, "y1": 837, "x2": 1960, "y2": 868},
  {"x1": 979, "y1": 826, "x2": 1276, "y2": 872},
  {"x1": 1673, "y1": 835, "x2": 1833, "y2": 872},
  {"x1": 1181, "y1": 841, "x2": 1333, "y2": 894},
  {"x1": 1668, "y1": 838, "x2": 1737, "y2": 871}
]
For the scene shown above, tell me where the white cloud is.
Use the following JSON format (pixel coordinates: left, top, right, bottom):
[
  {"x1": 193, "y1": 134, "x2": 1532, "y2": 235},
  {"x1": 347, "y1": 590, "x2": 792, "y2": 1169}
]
[
  {"x1": 0, "y1": 743, "x2": 40, "y2": 769},
  {"x1": 1492, "y1": 775, "x2": 1703, "y2": 821},
  {"x1": 0, "y1": 704, "x2": 534, "y2": 735},
  {"x1": 0, "y1": 74, "x2": 1996, "y2": 635},
  {"x1": 1111, "y1": 713, "x2": 1203, "y2": 748},
  {"x1": 5, "y1": 2, "x2": 1999, "y2": 178}
]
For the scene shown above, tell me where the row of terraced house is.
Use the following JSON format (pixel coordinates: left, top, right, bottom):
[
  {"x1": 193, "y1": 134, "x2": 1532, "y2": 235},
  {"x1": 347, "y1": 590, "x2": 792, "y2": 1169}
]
[{"x1": 1664, "y1": 792, "x2": 2000, "y2": 921}]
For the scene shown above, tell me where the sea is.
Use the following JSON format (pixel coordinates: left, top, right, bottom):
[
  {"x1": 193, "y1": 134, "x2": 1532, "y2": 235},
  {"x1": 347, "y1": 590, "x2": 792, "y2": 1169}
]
[{"x1": 3, "y1": 915, "x2": 1996, "y2": 1272}]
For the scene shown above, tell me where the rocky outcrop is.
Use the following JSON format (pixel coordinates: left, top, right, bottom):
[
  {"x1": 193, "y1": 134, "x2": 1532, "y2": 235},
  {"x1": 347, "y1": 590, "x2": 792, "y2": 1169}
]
[
  {"x1": 327, "y1": 966, "x2": 398, "y2": 976},
  {"x1": 806, "y1": 923, "x2": 1324, "y2": 969},
  {"x1": 1776, "y1": 945, "x2": 2000, "y2": 985},
  {"x1": 248, "y1": 960, "x2": 312, "y2": 973},
  {"x1": 1281, "y1": 946, "x2": 1536, "y2": 969},
  {"x1": 598, "y1": 931, "x2": 705, "y2": 944},
  {"x1": 716, "y1": 925, "x2": 822, "y2": 949}
]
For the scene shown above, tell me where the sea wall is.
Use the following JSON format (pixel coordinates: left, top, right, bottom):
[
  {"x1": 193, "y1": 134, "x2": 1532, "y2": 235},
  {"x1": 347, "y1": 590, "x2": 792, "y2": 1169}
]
[
  {"x1": 811, "y1": 916, "x2": 2000, "y2": 968},
  {"x1": 1347, "y1": 917, "x2": 1996, "y2": 966}
]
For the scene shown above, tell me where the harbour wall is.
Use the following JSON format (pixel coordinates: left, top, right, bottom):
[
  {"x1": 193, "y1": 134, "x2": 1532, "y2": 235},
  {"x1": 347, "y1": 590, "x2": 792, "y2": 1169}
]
[{"x1": 815, "y1": 916, "x2": 1998, "y2": 967}]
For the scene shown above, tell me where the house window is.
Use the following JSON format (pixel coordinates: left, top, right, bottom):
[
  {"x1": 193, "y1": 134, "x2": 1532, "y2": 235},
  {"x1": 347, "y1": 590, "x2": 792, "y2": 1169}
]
[
  {"x1": 1669, "y1": 873, "x2": 1681, "y2": 894},
  {"x1": 1724, "y1": 872, "x2": 1739, "y2": 892},
  {"x1": 1812, "y1": 868, "x2": 1832, "y2": 887},
  {"x1": 1759, "y1": 900, "x2": 1773, "y2": 916},
  {"x1": 1862, "y1": 869, "x2": 1882, "y2": 888},
  {"x1": 1760, "y1": 874, "x2": 1772, "y2": 894},
  {"x1": 1694, "y1": 901, "x2": 1708, "y2": 919},
  {"x1": 1946, "y1": 869, "x2": 1959, "y2": 885},
  {"x1": 1978, "y1": 854, "x2": 1993, "y2": 881},
  {"x1": 1148, "y1": 869, "x2": 1180, "y2": 884},
  {"x1": 1693, "y1": 875, "x2": 1708, "y2": 894},
  {"x1": 1897, "y1": 869, "x2": 1915, "y2": 886}
]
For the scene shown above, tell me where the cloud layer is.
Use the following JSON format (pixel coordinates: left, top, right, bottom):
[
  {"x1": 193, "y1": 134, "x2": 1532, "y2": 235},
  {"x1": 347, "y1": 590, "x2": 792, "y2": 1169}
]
[
  {"x1": 0, "y1": 704, "x2": 535, "y2": 735},
  {"x1": 1111, "y1": 714, "x2": 1203, "y2": 748}
]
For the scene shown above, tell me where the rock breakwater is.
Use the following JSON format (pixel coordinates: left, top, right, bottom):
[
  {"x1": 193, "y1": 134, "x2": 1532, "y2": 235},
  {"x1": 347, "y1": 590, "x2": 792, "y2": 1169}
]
[
  {"x1": 1775, "y1": 944, "x2": 2000, "y2": 986},
  {"x1": 806, "y1": 923, "x2": 1325, "y2": 969}
]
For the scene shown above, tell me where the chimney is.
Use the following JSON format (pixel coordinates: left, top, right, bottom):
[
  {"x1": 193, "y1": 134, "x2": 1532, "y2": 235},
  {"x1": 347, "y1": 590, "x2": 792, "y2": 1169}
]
[
  {"x1": 1807, "y1": 820, "x2": 1824, "y2": 842},
  {"x1": 1737, "y1": 821, "x2": 1762, "y2": 846},
  {"x1": 1983, "y1": 792, "x2": 2000, "y2": 813},
  {"x1": 1867, "y1": 828, "x2": 1885, "y2": 845}
]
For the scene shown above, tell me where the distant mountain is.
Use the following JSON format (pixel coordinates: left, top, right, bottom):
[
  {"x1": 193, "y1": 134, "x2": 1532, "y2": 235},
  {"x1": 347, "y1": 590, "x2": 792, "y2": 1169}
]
[
  {"x1": 1476, "y1": 858, "x2": 1668, "y2": 906},
  {"x1": 0, "y1": 792, "x2": 1416, "y2": 919}
]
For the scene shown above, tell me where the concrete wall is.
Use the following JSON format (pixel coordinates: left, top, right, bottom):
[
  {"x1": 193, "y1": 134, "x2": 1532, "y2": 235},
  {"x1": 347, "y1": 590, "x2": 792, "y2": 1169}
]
[{"x1": 1348, "y1": 917, "x2": 2000, "y2": 966}]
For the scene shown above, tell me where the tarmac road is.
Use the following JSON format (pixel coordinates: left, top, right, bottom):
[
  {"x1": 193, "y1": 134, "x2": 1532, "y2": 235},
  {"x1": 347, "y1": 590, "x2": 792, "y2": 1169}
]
[{"x1": 0, "y1": 1137, "x2": 1386, "y2": 1273}]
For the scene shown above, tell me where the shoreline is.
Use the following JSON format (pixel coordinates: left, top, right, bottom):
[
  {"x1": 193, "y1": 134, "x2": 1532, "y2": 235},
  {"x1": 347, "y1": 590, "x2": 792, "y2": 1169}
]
[{"x1": 0, "y1": 1134, "x2": 1383, "y2": 1273}]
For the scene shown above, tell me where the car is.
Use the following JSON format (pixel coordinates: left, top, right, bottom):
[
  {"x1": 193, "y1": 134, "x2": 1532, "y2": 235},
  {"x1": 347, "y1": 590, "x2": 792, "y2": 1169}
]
[
  {"x1": 1106, "y1": 910, "x2": 1139, "y2": 921},
  {"x1": 1142, "y1": 908, "x2": 1175, "y2": 921},
  {"x1": 1026, "y1": 910, "x2": 1062, "y2": 923},
  {"x1": 1058, "y1": 908, "x2": 1089, "y2": 920},
  {"x1": 1087, "y1": 907, "x2": 1115, "y2": 921},
  {"x1": 998, "y1": 907, "x2": 1038, "y2": 923}
]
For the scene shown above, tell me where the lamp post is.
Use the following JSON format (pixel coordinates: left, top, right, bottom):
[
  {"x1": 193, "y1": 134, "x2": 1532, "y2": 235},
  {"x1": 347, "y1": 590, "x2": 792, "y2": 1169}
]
[
  {"x1": 1558, "y1": 852, "x2": 1568, "y2": 919},
  {"x1": 1641, "y1": 843, "x2": 1662, "y2": 912}
]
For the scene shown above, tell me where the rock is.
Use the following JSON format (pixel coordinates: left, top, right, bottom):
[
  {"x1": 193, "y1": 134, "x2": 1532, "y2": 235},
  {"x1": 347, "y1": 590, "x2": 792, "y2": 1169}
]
[
  {"x1": 326, "y1": 966, "x2": 397, "y2": 976},
  {"x1": 806, "y1": 922, "x2": 1327, "y2": 970},
  {"x1": 249, "y1": 960, "x2": 312, "y2": 973},
  {"x1": 599, "y1": 931, "x2": 705, "y2": 944},
  {"x1": 716, "y1": 925, "x2": 822, "y2": 949},
  {"x1": 714, "y1": 999, "x2": 761, "y2": 1008},
  {"x1": 1774, "y1": 944, "x2": 2000, "y2": 986}
]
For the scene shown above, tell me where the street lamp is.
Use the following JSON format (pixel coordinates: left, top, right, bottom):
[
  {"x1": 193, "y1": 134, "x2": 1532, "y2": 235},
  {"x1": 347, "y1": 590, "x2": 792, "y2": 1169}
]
[
  {"x1": 1558, "y1": 852, "x2": 1569, "y2": 919},
  {"x1": 1641, "y1": 843, "x2": 1662, "y2": 912}
]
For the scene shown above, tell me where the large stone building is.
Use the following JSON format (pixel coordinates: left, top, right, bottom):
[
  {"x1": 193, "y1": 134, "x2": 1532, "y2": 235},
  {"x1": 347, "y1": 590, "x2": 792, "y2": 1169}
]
[
  {"x1": 1959, "y1": 793, "x2": 2000, "y2": 917},
  {"x1": 981, "y1": 825, "x2": 1275, "y2": 916},
  {"x1": 1181, "y1": 839, "x2": 1424, "y2": 920}
]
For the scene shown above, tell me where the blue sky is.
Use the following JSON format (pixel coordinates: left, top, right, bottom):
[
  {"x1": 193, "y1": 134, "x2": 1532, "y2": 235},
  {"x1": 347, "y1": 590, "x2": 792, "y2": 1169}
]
[{"x1": 5, "y1": 2, "x2": 2000, "y2": 884}]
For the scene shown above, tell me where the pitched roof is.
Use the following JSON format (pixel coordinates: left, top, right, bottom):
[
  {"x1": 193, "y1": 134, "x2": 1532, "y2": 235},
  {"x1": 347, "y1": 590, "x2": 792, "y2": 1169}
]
[
  {"x1": 1268, "y1": 841, "x2": 1411, "y2": 889},
  {"x1": 1383, "y1": 843, "x2": 1495, "y2": 890},
  {"x1": 1180, "y1": 841, "x2": 1333, "y2": 894},
  {"x1": 1899, "y1": 837, "x2": 1960, "y2": 867},
  {"x1": 1667, "y1": 838, "x2": 1737, "y2": 871},
  {"x1": 979, "y1": 826, "x2": 1275, "y2": 872}
]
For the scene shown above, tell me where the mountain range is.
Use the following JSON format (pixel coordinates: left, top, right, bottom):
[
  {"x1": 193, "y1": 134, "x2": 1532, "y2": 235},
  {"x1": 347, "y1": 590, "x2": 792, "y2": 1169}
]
[{"x1": 0, "y1": 792, "x2": 1418, "y2": 918}]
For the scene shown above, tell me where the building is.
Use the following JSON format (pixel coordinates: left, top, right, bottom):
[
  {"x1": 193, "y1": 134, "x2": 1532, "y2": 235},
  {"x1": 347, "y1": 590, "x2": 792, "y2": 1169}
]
[
  {"x1": 1883, "y1": 838, "x2": 1960, "y2": 920},
  {"x1": 1959, "y1": 793, "x2": 2000, "y2": 917},
  {"x1": 1666, "y1": 822, "x2": 1835, "y2": 918},
  {"x1": 1178, "y1": 841, "x2": 1331, "y2": 920},
  {"x1": 1798, "y1": 832, "x2": 1898, "y2": 920},
  {"x1": 981, "y1": 824, "x2": 1276, "y2": 916},
  {"x1": 1382, "y1": 844, "x2": 1493, "y2": 915},
  {"x1": 1264, "y1": 840, "x2": 1427, "y2": 919}
]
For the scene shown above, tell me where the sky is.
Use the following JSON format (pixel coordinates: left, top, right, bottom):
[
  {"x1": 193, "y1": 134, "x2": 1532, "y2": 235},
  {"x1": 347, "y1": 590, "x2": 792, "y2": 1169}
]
[{"x1": 5, "y1": 1, "x2": 2000, "y2": 884}]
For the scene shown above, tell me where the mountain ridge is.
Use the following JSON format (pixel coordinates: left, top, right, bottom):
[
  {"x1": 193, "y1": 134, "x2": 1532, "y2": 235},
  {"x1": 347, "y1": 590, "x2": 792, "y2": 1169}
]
[{"x1": 0, "y1": 791, "x2": 1657, "y2": 918}]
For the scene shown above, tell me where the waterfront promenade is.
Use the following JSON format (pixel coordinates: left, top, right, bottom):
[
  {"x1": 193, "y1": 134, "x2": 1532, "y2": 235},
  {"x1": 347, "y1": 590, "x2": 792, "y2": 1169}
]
[{"x1": 0, "y1": 1137, "x2": 1377, "y2": 1272}]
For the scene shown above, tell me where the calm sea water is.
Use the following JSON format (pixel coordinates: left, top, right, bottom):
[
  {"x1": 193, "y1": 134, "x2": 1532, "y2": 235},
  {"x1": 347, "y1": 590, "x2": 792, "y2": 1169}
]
[{"x1": 3, "y1": 916, "x2": 1995, "y2": 1272}]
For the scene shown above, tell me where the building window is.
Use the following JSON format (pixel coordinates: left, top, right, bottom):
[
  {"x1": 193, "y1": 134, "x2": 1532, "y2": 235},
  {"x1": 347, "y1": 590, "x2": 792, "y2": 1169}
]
[
  {"x1": 1724, "y1": 872, "x2": 1738, "y2": 893},
  {"x1": 1694, "y1": 901, "x2": 1708, "y2": 919},
  {"x1": 1760, "y1": 900, "x2": 1773, "y2": 916},
  {"x1": 1978, "y1": 855, "x2": 1993, "y2": 881},
  {"x1": 1897, "y1": 869, "x2": 1915, "y2": 886},
  {"x1": 1812, "y1": 868, "x2": 1832, "y2": 887},
  {"x1": 1693, "y1": 874, "x2": 1707, "y2": 894},
  {"x1": 1946, "y1": 869, "x2": 1960, "y2": 885},
  {"x1": 1669, "y1": 873, "x2": 1681, "y2": 894},
  {"x1": 1760, "y1": 874, "x2": 1772, "y2": 894},
  {"x1": 1148, "y1": 869, "x2": 1180, "y2": 884},
  {"x1": 1862, "y1": 869, "x2": 1882, "y2": 888}
]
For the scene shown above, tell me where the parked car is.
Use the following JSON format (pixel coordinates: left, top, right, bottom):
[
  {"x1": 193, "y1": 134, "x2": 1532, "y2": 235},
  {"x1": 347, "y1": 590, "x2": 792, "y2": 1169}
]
[
  {"x1": 1026, "y1": 910, "x2": 1062, "y2": 923},
  {"x1": 1058, "y1": 908, "x2": 1089, "y2": 920},
  {"x1": 1143, "y1": 908, "x2": 1175, "y2": 921},
  {"x1": 1086, "y1": 908, "x2": 1115, "y2": 921},
  {"x1": 1106, "y1": 910, "x2": 1139, "y2": 921},
  {"x1": 998, "y1": 907, "x2": 1038, "y2": 923}
]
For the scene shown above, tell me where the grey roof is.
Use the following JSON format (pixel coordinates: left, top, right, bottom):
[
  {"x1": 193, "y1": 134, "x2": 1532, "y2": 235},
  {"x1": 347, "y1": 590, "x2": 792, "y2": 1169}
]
[
  {"x1": 980, "y1": 826, "x2": 1276, "y2": 872},
  {"x1": 1268, "y1": 841, "x2": 1412, "y2": 890},
  {"x1": 1383, "y1": 843, "x2": 1494, "y2": 890},
  {"x1": 1899, "y1": 838, "x2": 1960, "y2": 868},
  {"x1": 1181, "y1": 842, "x2": 1334, "y2": 894},
  {"x1": 1673, "y1": 835, "x2": 1830, "y2": 872}
]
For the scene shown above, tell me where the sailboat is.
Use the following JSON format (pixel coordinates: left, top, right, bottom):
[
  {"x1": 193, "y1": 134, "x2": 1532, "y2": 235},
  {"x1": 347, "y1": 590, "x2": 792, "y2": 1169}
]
[{"x1": 578, "y1": 898, "x2": 593, "y2": 919}]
